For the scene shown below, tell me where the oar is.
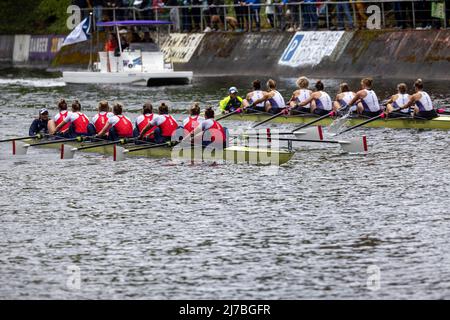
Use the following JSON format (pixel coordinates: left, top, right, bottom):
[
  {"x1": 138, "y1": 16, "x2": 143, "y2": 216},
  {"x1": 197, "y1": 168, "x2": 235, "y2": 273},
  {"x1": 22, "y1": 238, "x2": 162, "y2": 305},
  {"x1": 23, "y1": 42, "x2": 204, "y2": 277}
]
[
  {"x1": 216, "y1": 108, "x2": 244, "y2": 121},
  {"x1": 0, "y1": 133, "x2": 45, "y2": 143},
  {"x1": 336, "y1": 109, "x2": 393, "y2": 135},
  {"x1": 251, "y1": 109, "x2": 289, "y2": 129},
  {"x1": 114, "y1": 141, "x2": 177, "y2": 161},
  {"x1": 11, "y1": 136, "x2": 87, "y2": 155},
  {"x1": 289, "y1": 111, "x2": 336, "y2": 132},
  {"x1": 61, "y1": 137, "x2": 136, "y2": 159}
]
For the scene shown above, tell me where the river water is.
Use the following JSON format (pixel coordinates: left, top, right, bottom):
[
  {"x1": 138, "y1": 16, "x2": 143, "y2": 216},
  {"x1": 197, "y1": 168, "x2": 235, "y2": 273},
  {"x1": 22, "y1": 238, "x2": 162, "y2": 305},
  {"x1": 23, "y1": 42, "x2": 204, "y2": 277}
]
[{"x1": 0, "y1": 70, "x2": 449, "y2": 299}]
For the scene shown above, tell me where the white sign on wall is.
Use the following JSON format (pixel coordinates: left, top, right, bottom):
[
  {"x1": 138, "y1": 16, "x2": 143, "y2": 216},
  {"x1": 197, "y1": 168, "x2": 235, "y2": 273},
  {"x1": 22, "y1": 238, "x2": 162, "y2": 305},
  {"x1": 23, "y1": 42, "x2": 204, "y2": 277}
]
[
  {"x1": 160, "y1": 33, "x2": 204, "y2": 63},
  {"x1": 13, "y1": 35, "x2": 31, "y2": 62},
  {"x1": 279, "y1": 31, "x2": 345, "y2": 67}
]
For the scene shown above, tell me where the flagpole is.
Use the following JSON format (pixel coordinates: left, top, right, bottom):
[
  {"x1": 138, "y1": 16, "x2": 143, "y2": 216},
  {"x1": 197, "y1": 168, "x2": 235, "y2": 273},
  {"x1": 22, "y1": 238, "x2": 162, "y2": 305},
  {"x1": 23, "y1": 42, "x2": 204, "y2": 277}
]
[{"x1": 88, "y1": 11, "x2": 93, "y2": 71}]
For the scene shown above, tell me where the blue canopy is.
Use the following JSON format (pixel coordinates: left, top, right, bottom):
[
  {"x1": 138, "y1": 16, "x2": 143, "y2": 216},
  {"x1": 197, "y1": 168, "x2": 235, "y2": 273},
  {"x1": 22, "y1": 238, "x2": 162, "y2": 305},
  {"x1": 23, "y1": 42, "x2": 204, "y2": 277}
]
[{"x1": 97, "y1": 20, "x2": 172, "y2": 27}]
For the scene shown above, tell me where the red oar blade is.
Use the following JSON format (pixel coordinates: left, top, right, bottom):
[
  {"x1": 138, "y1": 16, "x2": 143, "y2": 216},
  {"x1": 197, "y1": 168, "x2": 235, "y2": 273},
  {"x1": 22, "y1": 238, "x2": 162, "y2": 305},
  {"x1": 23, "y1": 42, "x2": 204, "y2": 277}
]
[
  {"x1": 292, "y1": 126, "x2": 323, "y2": 141},
  {"x1": 12, "y1": 141, "x2": 29, "y2": 155},
  {"x1": 338, "y1": 136, "x2": 368, "y2": 154}
]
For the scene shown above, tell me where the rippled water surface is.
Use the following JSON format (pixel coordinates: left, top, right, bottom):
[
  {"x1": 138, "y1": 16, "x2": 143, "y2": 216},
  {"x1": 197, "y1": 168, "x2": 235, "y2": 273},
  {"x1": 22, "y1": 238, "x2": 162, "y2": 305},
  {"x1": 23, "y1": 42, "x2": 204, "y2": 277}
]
[{"x1": 0, "y1": 70, "x2": 450, "y2": 299}]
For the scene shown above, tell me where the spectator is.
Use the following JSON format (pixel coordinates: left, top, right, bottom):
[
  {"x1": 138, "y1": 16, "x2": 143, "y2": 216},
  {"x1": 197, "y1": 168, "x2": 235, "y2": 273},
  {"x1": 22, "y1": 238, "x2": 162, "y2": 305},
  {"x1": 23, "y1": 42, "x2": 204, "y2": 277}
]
[
  {"x1": 335, "y1": 1, "x2": 354, "y2": 30},
  {"x1": 246, "y1": 0, "x2": 261, "y2": 31},
  {"x1": 265, "y1": 0, "x2": 275, "y2": 29},
  {"x1": 393, "y1": 1, "x2": 407, "y2": 29},
  {"x1": 354, "y1": 1, "x2": 368, "y2": 29},
  {"x1": 104, "y1": 33, "x2": 118, "y2": 52},
  {"x1": 167, "y1": 0, "x2": 182, "y2": 32},
  {"x1": 87, "y1": 0, "x2": 105, "y2": 30},
  {"x1": 234, "y1": 0, "x2": 247, "y2": 32},
  {"x1": 104, "y1": 0, "x2": 122, "y2": 20},
  {"x1": 182, "y1": 0, "x2": 192, "y2": 32},
  {"x1": 201, "y1": 0, "x2": 212, "y2": 31},
  {"x1": 287, "y1": 0, "x2": 299, "y2": 31},
  {"x1": 191, "y1": 0, "x2": 202, "y2": 31},
  {"x1": 302, "y1": 0, "x2": 317, "y2": 31},
  {"x1": 152, "y1": 0, "x2": 165, "y2": 19}
]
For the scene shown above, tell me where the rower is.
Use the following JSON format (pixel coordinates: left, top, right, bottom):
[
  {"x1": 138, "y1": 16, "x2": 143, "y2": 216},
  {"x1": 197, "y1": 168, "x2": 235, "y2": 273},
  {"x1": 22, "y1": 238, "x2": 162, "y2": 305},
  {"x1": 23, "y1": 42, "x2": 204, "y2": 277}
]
[
  {"x1": 182, "y1": 102, "x2": 204, "y2": 134},
  {"x1": 134, "y1": 102, "x2": 156, "y2": 141},
  {"x1": 332, "y1": 82, "x2": 356, "y2": 112},
  {"x1": 347, "y1": 78, "x2": 382, "y2": 117},
  {"x1": 289, "y1": 76, "x2": 313, "y2": 115},
  {"x1": 88, "y1": 100, "x2": 114, "y2": 135},
  {"x1": 219, "y1": 87, "x2": 243, "y2": 113},
  {"x1": 249, "y1": 79, "x2": 286, "y2": 114},
  {"x1": 398, "y1": 79, "x2": 438, "y2": 120},
  {"x1": 294, "y1": 80, "x2": 332, "y2": 116},
  {"x1": 97, "y1": 103, "x2": 134, "y2": 140},
  {"x1": 385, "y1": 83, "x2": 411, "y2": 118},
  {"x1": 29, "y1": 108, "x2": 49, "y2": 136},
  {"x1": 48, "y1": 99, "x2": 70, "y2": 136},
  {"x1": 190, "y1": 107, "x2": 227, "y2": 147},
  {"x1": 242, "y1": 80, "x2": 267, "y2": 113},
  {"x1": 139, "y1": 103, "x2": 179, "y2": 143},
  {"x1": 53, "y1": 100, "x2": 90, "y2": 138}
]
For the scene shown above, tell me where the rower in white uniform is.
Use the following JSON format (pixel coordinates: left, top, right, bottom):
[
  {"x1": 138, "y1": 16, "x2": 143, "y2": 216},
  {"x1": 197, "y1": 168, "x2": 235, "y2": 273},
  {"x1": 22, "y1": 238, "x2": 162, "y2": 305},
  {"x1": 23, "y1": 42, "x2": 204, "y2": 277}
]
[
  {"x1": 294, "y1": 80, "x2": 333, "y2": 116},
  {"x1": 396, "y1": 78, "x2": 438, "y2": 120},
  {"x1": 347, "y1": 78, "x2": 382, "y2": 117},
  {"x1": 242, "y1": 80, "x2": 267, "y2": 113},
  {"x1": 289, "y1": 76, "x2": 314, "y2": 115},
  {"x1": 385, "y1": 83, "x2": 411, "y2": 118},
  {"x1": 332, "y1": 82, "x2": 356, "y2": 112},
  {"x1": 248, "y1": 79, "x2": 286, "y2": 114}
]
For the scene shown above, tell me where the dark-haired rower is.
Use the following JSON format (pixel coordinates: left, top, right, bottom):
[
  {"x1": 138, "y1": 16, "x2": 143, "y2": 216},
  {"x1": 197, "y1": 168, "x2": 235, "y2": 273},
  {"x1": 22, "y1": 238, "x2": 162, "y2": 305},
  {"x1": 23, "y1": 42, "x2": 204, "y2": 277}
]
[
  {"x1": 134, "y1": 102, "x2": 156, "y2": 141},
  {"x1": 53, "y1": 100, "x2": 90, "y2": 138},
  {"x1": 48, "y1": 99, "x2": 70, "y2": 136},
  {"x1": 29, "y1": 108, "x2": 50, "y2": 137},
  {"x1": 97, "y1": 103, "x2": 134, "y2": 140},
  {"x1": 182, "y1": 103, "x2": 204, "y2": 134},
  {"x1": 242, "y1": 80, "x2": 267, "y2": 113},
  {"x1": 396, "y1": 79, "x2": 438, "y2": 120},
  {"x1": 139, "y1": 103, "x2": 178, "y2": 143},
  {"x1": 249, "y1": 79, "x2": 285, "y2": 114},
  {"x1": 294, "y1": 80, "x2": 333, "y2": 116}
]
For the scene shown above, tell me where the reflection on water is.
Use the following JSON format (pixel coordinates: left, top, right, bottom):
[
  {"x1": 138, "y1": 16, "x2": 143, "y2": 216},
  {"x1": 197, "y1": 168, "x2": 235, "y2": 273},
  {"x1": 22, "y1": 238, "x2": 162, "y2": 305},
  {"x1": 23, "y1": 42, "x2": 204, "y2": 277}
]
[{"x1": 0, "y1": 72, "x2": 450, "y2": 299}]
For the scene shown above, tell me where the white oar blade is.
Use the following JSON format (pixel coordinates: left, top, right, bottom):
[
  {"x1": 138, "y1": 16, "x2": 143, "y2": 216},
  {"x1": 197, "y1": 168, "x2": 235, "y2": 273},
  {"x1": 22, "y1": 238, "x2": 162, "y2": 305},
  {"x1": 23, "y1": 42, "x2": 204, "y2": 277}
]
[
  {"x1": 293, "y1": 126, "x2": 323, "y2": 140},
  {"x1": 60, "y1": 144, "x2": 76, "y2": 159},
  {"x1": 339, "y1": 136, "x2": 368, "y2": 154},
  {"x1": 113, "y1": 145, "x2": 128, "y2": 162},
  {"x1": 12, "y1": 141, "x2": 29, "y2": 155}
]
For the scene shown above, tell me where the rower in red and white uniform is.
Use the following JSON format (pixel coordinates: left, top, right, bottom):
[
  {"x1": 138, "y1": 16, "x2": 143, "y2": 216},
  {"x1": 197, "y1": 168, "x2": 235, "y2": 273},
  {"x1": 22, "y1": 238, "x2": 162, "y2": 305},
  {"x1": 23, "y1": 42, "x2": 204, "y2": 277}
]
[
  {"x1": 88, "y1": 100, "x2": 113, "y2": 135},
  {"x1": 53, "y1": 100, "x2": 90, "y2": 137},
  {"x1": 48, "y1": 99, "x2": 70, "y2": 136},
  {"x1": 294, "y1": 80, "x2": 333, "y2": 116},
  {"x1": 332, "y1": 82, "x2": 356, "y2": 112},
  {"x1": 139, "y1": 103, "x2": 179, "y2": 143},
  {"x1": 347, "y1": 78, "x2": 382, "y2": 117},
  {"x1": 97, "y1": 103, "x2": 134, "y2": 140},
  {"x1": 182, "y1": 103, "x2": 204, "y2": 135},
  {"x1": 395, "y1": 78, "x2": 438, "y2": 120},
  {"x1": 134, "y1": 102, "x2": 156, "y2": 141},
  {"x1": 385, "y1": 83, "x2": 411, "y2": 118},
  {"x1": 201, "y1": 107, "x2": 227, "y2": 147}
]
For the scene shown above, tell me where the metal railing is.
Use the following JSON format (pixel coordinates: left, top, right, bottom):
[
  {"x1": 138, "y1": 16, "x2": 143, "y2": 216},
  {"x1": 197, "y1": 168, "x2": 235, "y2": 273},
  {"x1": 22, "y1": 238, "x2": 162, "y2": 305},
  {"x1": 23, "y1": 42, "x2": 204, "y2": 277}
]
[{"x1": 79, "y1": 1, "x2": 448, "y2": 32}]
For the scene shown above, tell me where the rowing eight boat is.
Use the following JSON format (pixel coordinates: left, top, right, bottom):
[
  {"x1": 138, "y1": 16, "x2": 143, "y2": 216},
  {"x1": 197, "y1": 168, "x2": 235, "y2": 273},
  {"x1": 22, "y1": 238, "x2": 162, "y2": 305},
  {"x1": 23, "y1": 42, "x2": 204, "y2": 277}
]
[
  {"x1": 224, "y1": 113, "x2": 450, "y2": 130},
  {"x1": 20, "y1": 139, "x2": 295, "y2": 166}
]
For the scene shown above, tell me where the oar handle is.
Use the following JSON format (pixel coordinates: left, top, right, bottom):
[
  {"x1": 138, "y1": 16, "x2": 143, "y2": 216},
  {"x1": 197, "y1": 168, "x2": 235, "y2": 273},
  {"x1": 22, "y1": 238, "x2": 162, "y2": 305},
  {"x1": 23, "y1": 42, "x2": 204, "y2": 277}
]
[
  {"x1": 0, "y1": 133, "x2": 44, "y2": 143},
  {"x1": 252, "y1": 109, "x2": 289, "y2": 129},
  {"x1": 216, "y1": 108, "x2": 244, "y2": 121},
  {"x1": 75, "y1": 137, "x2": 136, "y2": 151},
  {"x1": 126, "y1": 141, "x2": 177, "y2": 153},
  {"x1": 30, "y1": 135, "x2": 86, "y2": 146}
]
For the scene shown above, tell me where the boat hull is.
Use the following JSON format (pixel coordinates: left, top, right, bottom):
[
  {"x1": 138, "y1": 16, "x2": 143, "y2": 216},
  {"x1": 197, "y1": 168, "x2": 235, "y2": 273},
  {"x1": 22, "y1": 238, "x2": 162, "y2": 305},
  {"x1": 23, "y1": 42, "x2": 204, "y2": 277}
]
[
  {"x1": 224, "y1": 113, "x2": 450, "y2": 130},
  {"x1": 62, "y1": 71, "x2": 193, "y2": 86},
  {"x1": 24, "y1": 139, "x2": 294, "y2": 166}
]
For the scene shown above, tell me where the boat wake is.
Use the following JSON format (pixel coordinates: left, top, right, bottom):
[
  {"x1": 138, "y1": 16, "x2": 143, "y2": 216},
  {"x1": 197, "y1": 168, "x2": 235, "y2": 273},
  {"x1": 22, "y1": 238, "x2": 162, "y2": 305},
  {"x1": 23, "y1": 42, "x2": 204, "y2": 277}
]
[{"x1": 0, "y1": 78, "x2": 66, "y2": 88}]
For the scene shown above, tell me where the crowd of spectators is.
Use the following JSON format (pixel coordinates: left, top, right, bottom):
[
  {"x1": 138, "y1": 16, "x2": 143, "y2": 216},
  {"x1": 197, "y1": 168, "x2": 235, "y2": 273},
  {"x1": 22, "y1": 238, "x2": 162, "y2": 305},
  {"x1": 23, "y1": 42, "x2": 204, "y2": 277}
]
[{"x1": 73, "y1": 1, "x2": 450, "y2": 33}]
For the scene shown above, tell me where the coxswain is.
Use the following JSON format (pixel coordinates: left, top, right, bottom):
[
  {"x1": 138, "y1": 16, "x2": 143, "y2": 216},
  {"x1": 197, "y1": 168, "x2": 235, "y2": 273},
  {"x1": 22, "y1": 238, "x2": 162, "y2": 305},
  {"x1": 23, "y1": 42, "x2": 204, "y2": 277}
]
[
  {"x1": 97, "y1": 103, "x2": 134, "y2": 140},
  {"x1": 332, "y1": 82, "x2": 356, "y2": 112},
  {"x1": 139, "y1": 103, "x2": 179, "y2": 143},
  {"x1": 385, "y1": 83, "x2": 412, "y2": 118},
  {"x1": 242, "y1": 80, "x2": 267, "y2": 113},
  {"x1": 397, "y1": 79, "x2": 438, "y2": 120},
  {"x1": 29, "y1": 108, "x2": 49, "y2": 136},
  {"x1": 182, "y1": 103, "x2": 204, "y2": 135},
  {"x1": 249, "y1": 79, "x2": 286, "y2": 114},
  {"x1": 294, "y1": 80, "x2": 333, "y2": 116},
  {"x1": 134, "y1": 102, "x2": 156, "y2": 141},
  {"x1": 48, "y1": 99, "x2": 70, "y2": 136},
  {"x1": 347, "y1": 78, "x2": 382, "y2": 117},
  {"x1": 219, "y1": 87, "x2": 243, "y2": 113},
  {"x1": 53, "y1": 100, "x2": 90, "y2": 138},
  {"x1": 88, "y1": 100, "x2": 114, "y2": 135},
  {"x1": 289, "y1": 76, "x2": 313, "y2": 115}
]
